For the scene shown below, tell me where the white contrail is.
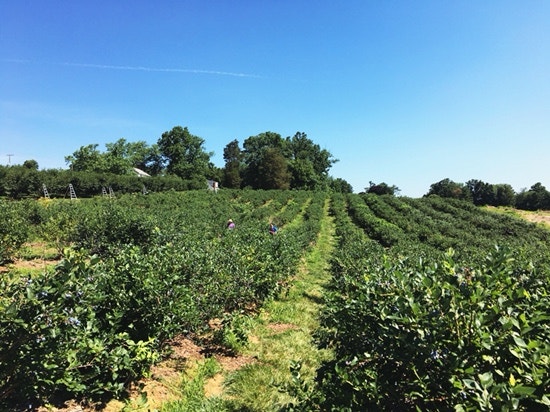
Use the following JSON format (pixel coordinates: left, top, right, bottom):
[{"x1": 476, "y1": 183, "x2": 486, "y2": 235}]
[
  {"x1": 2, "y1": 58, "x2": 261, "y2": 78},
  {"x1": 61, "y1": 62, "x2": 261, "y2": 78}
]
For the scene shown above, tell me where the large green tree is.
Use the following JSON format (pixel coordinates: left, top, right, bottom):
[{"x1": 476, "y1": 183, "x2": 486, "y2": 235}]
[
  {"x1": 426, "y1": 178, "x2": 469, "y2": 200},
  {"x1": 242, "y1": 132, "x2": 288, "y2": 189},
  {"x1": 0, "y1": 164, "x2": 41, "y2": 198},
  {"x1": 23, "y1": 159, "x2": 39, "y2": 170},
  {"x1": 104, "y1": 138, "x2": 162, "y2": 175},
  {"x1": 493, "y1": 184, "x2": 515, "y2": 207},
  {"x1": 328, "y1": 177, "x2": 353, "y2": 193},
  {"x1": 138, "y1": 143, "x2": 163, "y2": 176},
  {"x1": 465, "y1": 179, "x2": 494, "y2": 205},
  {"x1": 366, "y1": 181, "x2": 400, "y2": 196},
  {"x1": 465, "y1": 179, "x2": 516, "y2": 207},
  {"x1": 65, "y1": 144, "x2": 105, "y2": 173},
  {"x1": 241, "y1": 131, "x2": 336, "y2": 190},
  {"x1": 222, "y1": 139, "x2": 243, "y2": 189},
  {"x1": 65, "y1": 139, "x2": 161, "y2": 176},
  {"x1": 286, "y1": 132, "x2": 336, "y2": 190},
  {"x1": 257, "y1": 147, "x2": 291, "y2": 189},
  {"x1": 516, "y1": 182, "x2": 550, "y2": 210},
  {"x1": 103, "y1": 139, "x2": 135, "y2": 175},
  {"x1": 157, "y1": 126, "x2": 212, "y2": 186}
]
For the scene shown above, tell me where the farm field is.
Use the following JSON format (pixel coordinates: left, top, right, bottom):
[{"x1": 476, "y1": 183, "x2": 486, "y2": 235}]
[{"x1": 1, "y1": 191, "x2": 549, "y2": 411}]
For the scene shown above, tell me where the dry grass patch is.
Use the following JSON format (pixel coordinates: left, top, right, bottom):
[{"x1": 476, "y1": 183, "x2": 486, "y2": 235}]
[
  {"x1": 517, "y1": 209, "x2": 550, "y2": 227},
  {"x1": 486, "y1": 206, "x2": 550, "y2": 229}
]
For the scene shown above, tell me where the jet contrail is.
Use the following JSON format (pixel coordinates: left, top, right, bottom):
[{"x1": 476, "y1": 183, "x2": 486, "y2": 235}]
[
  {"x1": 2, "y1": 58, "x2": 262, "y2": 78},
  {"x1": 61, "y1": 62, "x2": 262, "y2": 78}
]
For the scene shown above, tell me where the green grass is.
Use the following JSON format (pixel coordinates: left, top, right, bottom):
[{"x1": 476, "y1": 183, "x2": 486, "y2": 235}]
[
  {"x1": 159, "y1": 358, "x2": 224, "y2": 412},
  {"x1": 18, "y1": 241, "x2": 60, "y2": 260}
]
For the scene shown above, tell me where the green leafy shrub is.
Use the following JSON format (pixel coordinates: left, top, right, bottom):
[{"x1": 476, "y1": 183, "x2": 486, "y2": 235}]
[
  {"x1": 34, "y1": 200, "x2": 79, "y2": 255},
  {"x1": 347, "y1": 193, "x2": 402, "y2": 247},
  {"x1": 0, "y1": 200, "x2": 30, "y2": 264},
  {"x1": 1, "y1": 190, "x2": 323, "y2": 408},
  {"x1": 288, "y1": 196, "x2": 550, "y2": 411},
  {"x1": 0, "y1": 249, "x2": 159, "y2": 407},
  {"x1": 314, "y1": 243, "x2": 550, "y2": 410},
  {"x1": 213, "y1": 312, "x2": 253, "y2": 353},
  {"x1": 70, "y1": 200, "x2": 157, "y2": 256}
]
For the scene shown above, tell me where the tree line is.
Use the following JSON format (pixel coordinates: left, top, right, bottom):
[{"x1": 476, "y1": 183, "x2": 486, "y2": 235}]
[
  {"x1": 0, "y1": 126, "x2": 354, "y2": 198},
  {"x1": 426, "y1": 178, "x2": 550, "y2": 211},
  {"x1": 1, "y1": 124, "x2": 549, "y2": 210},
  {"x1": 64, "y1": 126, "x2": 349, "y2": 192}
]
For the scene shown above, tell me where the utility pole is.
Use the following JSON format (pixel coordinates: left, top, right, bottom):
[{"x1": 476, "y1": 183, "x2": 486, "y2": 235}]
[{"x1": 7, "y1": 154, "x2": 14, "y2": 164}]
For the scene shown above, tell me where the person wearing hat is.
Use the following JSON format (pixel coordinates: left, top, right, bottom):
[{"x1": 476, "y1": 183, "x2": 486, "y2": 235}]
[{"x1": 227, "y1": 219, "x2": 235, "y2": 229}]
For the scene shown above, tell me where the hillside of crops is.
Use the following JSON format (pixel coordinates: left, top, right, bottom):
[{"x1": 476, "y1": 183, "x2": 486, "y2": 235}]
[
  {"x1": 300, "y1": 193, "x2": 550, "y2": 411},
  {"x1": 1, "y1": 191, "x2": 549, "y2": 411}
]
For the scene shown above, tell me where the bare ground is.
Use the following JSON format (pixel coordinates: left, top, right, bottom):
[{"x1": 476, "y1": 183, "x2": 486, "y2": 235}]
[{"x1": 0, "y1": 257, "x2": 60, "y2": 273}]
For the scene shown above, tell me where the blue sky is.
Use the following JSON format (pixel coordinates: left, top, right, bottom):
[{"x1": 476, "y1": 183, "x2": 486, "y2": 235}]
[{"x1": 1, "y1": 1, "x2": 548, "y2": 197}]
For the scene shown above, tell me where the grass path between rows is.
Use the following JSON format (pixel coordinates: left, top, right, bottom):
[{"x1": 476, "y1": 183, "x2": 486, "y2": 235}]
[{"x1": 216, "y1": 198, "x2": 335, "y2": 411}]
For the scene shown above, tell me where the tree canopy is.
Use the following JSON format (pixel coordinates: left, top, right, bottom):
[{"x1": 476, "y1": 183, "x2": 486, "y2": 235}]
[
  {"x1": 328, "y1": 177, "x2": 353, "y2": 193},
  {"x1": 366, "y1": 181, "x2": 400, "y2": 196},
  {"x1": 9, "y1": 123, "x2": 547, "y2": 209},
  {"x1": 426, "y1": 178, "x2": 470, "y2": 200},
  {"x1": 240, "y1": 131, "x2": 337, "y2": 190},
  {"x1": 516, "y1": 183, "x2": 550, "y2": 210},
  {"x1": 157, "y1": 126, "x2": 213, "y2": 186},
  {"x1": 60, "y1": 127, "x2": 339, "y2": 191},
  {"x1": 222, "y1": 139, "x2": 243, "y2": 189},
  {"x1": 65, "y1": 139, "x2": 161, "y2": 176},
  {"x1": 425, "y1": 178, "x2": 517, "y2": 208}
]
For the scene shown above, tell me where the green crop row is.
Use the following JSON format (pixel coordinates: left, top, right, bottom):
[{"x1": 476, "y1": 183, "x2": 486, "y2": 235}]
[
  {"x1": 295, "y1": 195, "x2": 550, "y2": 411},
  {"x1": 354, "y1": 194, "x2": 550, "y2": 262},
  {"x1": 346, "y1": 193, "x2": 403, "y2": 247},
  {"x1": 0, "y1": 190, "x2": 325, "y2": 408}
]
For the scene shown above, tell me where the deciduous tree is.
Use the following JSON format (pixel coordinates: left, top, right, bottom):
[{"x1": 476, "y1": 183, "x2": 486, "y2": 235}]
[
  {"x1": 493, "y1": 184, "x2": 515, "y2": 207},
  {"x1": 242, "y1": 132, "x2": 288, "y2": 189},
  {"x1": 23, "y1": 159, "x2": 39, "y2": 170},
  {"x1": 157, "y1": 126, "x2": 212, "y2": 186},
  {"x1": 465, "y1": 179, "x2": 494, "y2": 205},
  {"x1": 257, "y1": 147, "x2": 291, "y2": 189},
  {"x1": 286, "y1": 132, "x2": 336, "y2": 190},
  {"x1": 241, "y1": 131, "x2": 336, "y2": 190},
  {"x1": 65, "y1": 144, "x2": 105, "y2": 172},
  {"x1": 366, "y1": 181, "x2": 400, "y2": 196},
  {"x1": 426, "y1": 178, "x2": 469, "y2": 200},
  {"x1": 328, "y1": 177, "x2": 353, "y2": 193},
  {"x1": 222, "y1": 139, "x2": 243, "y2": 188},
  {"x1": 516, "y1": 182, "x2": 550, "y2": 210}
]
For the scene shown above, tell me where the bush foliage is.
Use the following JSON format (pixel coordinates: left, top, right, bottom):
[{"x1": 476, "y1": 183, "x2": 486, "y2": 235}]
[
  {"x1": 1, "y1": 191, "x2": 549, "y2": 410},
  {"x1": 0, "y1": 190, "x2": 323, "y2": 408},
  {"x1": 296, "y1": 194, "x2": 550, "y2": 411}
]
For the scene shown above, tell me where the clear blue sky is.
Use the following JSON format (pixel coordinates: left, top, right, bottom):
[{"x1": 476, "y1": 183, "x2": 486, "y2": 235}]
[{"x1": 1, "y1": 1, "x2": 549, "y2": 197}]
